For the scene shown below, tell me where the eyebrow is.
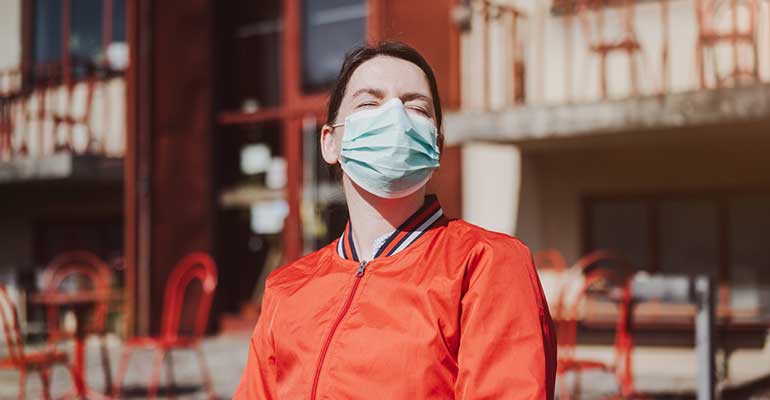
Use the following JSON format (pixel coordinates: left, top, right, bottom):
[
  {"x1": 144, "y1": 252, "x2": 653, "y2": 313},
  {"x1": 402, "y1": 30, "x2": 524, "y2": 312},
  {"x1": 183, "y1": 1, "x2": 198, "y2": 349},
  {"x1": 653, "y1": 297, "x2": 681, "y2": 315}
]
[
  {"x1": 349, "y1": 88, "x2": 433, "y2": 105},
  {"x1": 401, "y1": 92, "x2": 433, "y2": 104},
  {"x1": 351, "y1": 88, "x2": 386, "y2": 99}
]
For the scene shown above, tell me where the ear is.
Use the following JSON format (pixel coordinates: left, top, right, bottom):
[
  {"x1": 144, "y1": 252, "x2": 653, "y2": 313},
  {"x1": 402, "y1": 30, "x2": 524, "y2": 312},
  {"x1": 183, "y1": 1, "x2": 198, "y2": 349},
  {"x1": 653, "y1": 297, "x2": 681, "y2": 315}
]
[{"x1": 320, "y1": 124, "x2": 341, "y2": 165}]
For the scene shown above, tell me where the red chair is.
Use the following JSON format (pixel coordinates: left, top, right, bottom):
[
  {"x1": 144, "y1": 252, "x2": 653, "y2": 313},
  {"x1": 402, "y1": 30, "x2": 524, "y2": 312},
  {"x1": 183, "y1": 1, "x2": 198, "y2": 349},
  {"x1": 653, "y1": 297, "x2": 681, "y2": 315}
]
[
  {"x1": 0, "y1": 283, "x2": 77, "y2": 400},
  {"x1": 695, "y1": 0, "x2": 760, "y2": 88},
  {"x1": 573, "y1": 0, "x2": 643, "y2": 99},
  {"x1": 555, "y1": 251, "x2": 636, "y2": 399},
  {"x1": 534, "y1": 249, "x2": 567, "y2": 272},
  {"x1": 41, "y1": 250, "x2": 114, "y2": 390},
  {"x1": 114, "y1": 252, "x2": 218, "y2": 399}
]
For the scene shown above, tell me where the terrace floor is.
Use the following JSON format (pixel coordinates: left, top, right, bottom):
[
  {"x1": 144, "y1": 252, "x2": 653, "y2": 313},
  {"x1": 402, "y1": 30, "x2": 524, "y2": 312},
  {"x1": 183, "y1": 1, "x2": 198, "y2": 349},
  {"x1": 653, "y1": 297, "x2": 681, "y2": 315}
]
[{"x1": 1, "y1": 332, "x2": 768, "y2": 399}]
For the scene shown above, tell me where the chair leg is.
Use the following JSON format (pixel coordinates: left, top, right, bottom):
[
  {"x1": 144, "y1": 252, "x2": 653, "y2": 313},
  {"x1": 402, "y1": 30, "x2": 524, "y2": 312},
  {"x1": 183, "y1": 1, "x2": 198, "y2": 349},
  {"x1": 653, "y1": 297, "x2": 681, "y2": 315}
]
[
  {"x1": 165, "y1": 350, "x2": 176, "y2": 400},
  {"x1": 194, "y1": 345, "x2": 215, "y2": 400},
  {"x1": 38, "y1": 368, "x2": 52, "y2": 400},
  {"x1": 557, "y1": 371, "x2": 571, "y2": 400},
  {"x1": 113, "y1": 347, "x2": 134, "y2": 398},
  {"x1": 99, "y1": 334, "x2": 113, "y2": 392},
  {"x1": 63, "y1": 362, "x2": 80, "y2": 399},
  {"x1": 17, "y1": 368, "x2": 27, "y2": 400},
  {"x1": 574, "y1": 370, "x2": 582, "y2": 400},
  {"x1": 148, "y1": 348, "x2": 166, "y2": 400}
]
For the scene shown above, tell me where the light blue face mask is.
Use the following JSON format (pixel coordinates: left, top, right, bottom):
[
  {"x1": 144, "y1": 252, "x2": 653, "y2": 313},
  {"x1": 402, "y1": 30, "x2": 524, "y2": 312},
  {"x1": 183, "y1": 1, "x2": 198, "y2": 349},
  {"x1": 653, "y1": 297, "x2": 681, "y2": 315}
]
[{"x1": 332, "y1": 98, "x2": 441, "y2": 199}]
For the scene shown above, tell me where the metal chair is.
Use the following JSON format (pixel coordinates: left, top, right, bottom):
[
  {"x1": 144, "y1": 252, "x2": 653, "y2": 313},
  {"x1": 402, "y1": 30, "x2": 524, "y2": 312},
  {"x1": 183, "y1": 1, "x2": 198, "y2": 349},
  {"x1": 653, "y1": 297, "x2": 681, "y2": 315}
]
[
  {"x1": 555, "y1": 251, "x2": 636, "y2": 399},
  {"x1": 41, "y1": 250, "x2": 114, "y2": 391},
  {"x1": 114, "y1": 252, "x2": 218, "y2": 400},
  {"x1": 567, "y1": 0, "x2": 644, "y2": 99},
  {"x1": 0, "y1": 283, "x2": 77, "y2": 400},
  {"x1": 534, "y1": 249, "x2": 567, "y2": 272},
  {"x1": 695, "y1": 0, "x2": 761, "y2": 88}
]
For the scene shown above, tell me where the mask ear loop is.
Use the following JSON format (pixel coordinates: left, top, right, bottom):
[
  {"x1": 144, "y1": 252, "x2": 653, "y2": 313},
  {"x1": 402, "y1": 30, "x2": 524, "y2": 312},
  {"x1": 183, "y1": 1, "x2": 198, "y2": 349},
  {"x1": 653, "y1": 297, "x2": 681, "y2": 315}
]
[{"x1": 329, "y1": 122, "x2": 345, "y2": 130}]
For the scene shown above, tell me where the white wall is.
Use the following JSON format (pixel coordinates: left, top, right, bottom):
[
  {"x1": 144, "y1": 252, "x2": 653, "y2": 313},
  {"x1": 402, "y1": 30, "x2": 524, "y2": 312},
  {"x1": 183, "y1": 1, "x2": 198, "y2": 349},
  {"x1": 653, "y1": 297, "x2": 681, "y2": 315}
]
[
  {"x1": 0, "y1": 0, "x2": 21, "y2": 70},
  {"x1": 461, "y1": 143, "x2": 521, "y2": 235}
]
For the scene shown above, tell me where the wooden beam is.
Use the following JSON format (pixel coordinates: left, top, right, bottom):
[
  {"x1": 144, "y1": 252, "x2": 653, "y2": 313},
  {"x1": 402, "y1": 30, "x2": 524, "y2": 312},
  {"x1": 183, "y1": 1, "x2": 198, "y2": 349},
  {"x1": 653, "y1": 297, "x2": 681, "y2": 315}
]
[
  {"x1": 123, "y1": 0, "x2": 137, "y2": 337},
  {"x1": 146, "y1": 0, "x2": 216, "y2": 334}
]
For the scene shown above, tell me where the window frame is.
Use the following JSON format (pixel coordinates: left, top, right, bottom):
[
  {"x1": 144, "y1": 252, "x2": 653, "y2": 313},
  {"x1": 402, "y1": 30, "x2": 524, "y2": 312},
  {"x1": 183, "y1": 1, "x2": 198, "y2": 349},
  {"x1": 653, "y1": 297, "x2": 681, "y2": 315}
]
[
  {"x1": 582, "y1": 188, "x2": 770, "y2": 308},
  {"x1": 21, "y1": 0, "x2": 126, "y2": 87},
  {"x1": 214, "y1": 0, "x2": 381, "y2": 263}
]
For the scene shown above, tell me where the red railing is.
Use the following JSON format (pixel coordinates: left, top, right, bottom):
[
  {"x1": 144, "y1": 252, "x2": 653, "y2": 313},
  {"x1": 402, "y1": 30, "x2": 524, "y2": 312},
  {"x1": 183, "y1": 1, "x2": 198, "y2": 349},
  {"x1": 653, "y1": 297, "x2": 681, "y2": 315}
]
[
  {"x1": 461, "y1": 0, "x2": 768, "y2": 106},
  {"x1": 457, "y1": 0, "x2": 528, "y2": 111},
  {"x1": 0, "y1": 63, "x2": 125, "y2": 161}
]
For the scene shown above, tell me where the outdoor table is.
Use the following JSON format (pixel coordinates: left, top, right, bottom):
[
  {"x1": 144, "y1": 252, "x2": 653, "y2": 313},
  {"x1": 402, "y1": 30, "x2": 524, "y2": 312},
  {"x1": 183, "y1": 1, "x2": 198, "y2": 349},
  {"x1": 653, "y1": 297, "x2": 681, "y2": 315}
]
[
  {"x1": 587, "y1": 274, "x2": 719, "y2": 400},
  {"x1": 29, "y1": 290, "x2": 120, "y2": 400}
]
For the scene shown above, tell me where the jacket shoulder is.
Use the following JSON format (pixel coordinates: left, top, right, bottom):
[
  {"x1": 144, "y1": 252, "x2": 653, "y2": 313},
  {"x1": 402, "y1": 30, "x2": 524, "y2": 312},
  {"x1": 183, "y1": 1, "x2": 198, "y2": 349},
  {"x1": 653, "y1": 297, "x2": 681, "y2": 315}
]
[
  {"x1": 263, "y1": 241, "x2": 337, "y2": 292},
  {"x1": 444, "y1": 218, "x2": 532, "y2": 257}
]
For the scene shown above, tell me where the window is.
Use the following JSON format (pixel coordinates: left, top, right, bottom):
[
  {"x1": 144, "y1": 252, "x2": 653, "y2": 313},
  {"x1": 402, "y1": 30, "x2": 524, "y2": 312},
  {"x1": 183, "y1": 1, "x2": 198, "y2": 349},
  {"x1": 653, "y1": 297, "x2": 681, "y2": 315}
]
[
  {"x1": 589, "y1": 199, "x2": 650, "y2": 270},
  {"x1": 729, "y1": 195, "x2": 770, "y2": 317},
  {"x1": 301, "y1": 0, "x2": 367, "y2": 93},
  {"x1": 214, "y1": 0, "x2": 369, "y2": 281},
  {"x1": 219, "y1": 0, "x2": 282, "y2": 110},
  {"x1": 31, "y1": 0, "x2": 126, "y2": 79},
  {"x1": 658, "y1": 199, "x2": 720, "y2": 278},
  {"x1": 33, "y1": 0, "x2": 62, "y2": 63},
  {"x1": 587, "y1": 192, "x2": 770, "y2": 317}
]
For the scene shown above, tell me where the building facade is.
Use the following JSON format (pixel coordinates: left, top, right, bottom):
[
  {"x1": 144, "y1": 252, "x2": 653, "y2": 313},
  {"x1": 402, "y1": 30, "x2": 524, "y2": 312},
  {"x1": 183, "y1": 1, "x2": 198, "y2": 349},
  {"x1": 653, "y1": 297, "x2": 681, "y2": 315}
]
[
  {"x1": 1, "y1": 0, "x2": 768, "y2": 336},
  {"x1": 452, "y1": 0, "x2": 770, "y2": 323}
]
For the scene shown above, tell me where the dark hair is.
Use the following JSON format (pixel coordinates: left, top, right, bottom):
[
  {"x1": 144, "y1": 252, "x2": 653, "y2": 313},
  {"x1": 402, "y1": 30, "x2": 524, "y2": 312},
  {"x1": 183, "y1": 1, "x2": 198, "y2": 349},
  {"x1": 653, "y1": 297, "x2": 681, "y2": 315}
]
[{"x1": 326, "y1": 41, "x2": 444, "y2": 144}]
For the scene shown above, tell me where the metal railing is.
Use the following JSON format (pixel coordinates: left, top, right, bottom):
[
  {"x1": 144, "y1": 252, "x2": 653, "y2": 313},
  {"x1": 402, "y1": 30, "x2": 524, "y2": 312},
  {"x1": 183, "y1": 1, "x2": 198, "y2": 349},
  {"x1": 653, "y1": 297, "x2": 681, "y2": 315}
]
[
  {"x1": 0, "y1": 62, "x2": 126, "y2": 161},
  {"x1": 458, "y1": 0, "x2": 769, "y2": 107},
  {"x1": 456, "y1": 0, "x2": 528, "y2": 111}
]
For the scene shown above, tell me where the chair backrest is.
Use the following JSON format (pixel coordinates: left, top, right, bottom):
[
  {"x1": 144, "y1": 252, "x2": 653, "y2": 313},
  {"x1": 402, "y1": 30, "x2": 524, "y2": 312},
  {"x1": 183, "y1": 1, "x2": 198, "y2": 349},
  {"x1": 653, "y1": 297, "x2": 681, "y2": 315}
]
[
  {"x1": 696, "y1": 0, "x2": 760, "y2": 86},
  {"x1": 534, "y1": 249, "x2": 567, "y2": 272},
  {"x1": 576, "y1": 0, "x2": 638, "y2": 44},
  {"x1": 550, "y1": 249, "x2": 627, "y2": 317},
  {"x1": 698, "y1": 0, "x2": 759, "y2": 35},
  {"x1": 569, "y1": 249, "x2": 634, "y2": 277},
  {"x1": 42, "y1": 251, "x2": 112, "y2": 332},
  {"x1": 555, "y1": 255, "x2": 635, "y2": 376},
  {"x1": 555, "y1": 268, "x2": 615, "y2": 360},
  {"x1": 0, "y1": 283, "x2": 25, "y2": 364},
  {"x1": 160, "y1": 252, "x2": 218, "y2": 340}
]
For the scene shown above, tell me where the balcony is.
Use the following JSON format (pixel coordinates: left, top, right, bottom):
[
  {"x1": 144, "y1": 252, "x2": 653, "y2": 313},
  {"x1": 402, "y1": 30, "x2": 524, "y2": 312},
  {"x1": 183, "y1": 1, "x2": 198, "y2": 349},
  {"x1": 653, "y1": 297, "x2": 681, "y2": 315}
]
[
  {"x1": 0, "y1": 62, "x2": 125, "y2": 183},
  {"x1": 448, "y1": 0, "x2": 770, "y2": 143}
]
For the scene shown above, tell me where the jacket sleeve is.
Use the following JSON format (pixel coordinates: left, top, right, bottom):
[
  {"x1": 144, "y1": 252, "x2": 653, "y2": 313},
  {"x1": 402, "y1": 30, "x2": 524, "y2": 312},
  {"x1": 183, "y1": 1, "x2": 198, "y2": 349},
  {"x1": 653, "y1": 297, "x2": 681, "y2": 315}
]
[
  {"x1": 454, "y1": 238, "x2": 557, "y2": 400},
  {"x1": 233, "y1": 286, "x2": 278, "y2": 399}
]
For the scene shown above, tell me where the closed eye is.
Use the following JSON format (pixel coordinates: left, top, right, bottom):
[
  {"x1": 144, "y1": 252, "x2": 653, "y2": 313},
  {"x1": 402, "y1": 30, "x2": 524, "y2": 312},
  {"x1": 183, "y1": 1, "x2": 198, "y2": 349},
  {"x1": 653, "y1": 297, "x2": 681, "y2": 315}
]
[
  {"x1": 407, "y1": 105, "x2": 429, "y2": 116},
  {"x1": 356, "y1": 101, "x2": 379, "y2": 109}
]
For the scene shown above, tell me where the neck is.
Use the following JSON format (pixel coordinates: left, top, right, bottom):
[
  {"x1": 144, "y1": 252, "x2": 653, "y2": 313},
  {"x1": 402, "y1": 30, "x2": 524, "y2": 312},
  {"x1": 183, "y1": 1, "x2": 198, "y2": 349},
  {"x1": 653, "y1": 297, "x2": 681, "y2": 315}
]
[{"x1": 343, "y1": 175, "x2": 426, "y2": 261}]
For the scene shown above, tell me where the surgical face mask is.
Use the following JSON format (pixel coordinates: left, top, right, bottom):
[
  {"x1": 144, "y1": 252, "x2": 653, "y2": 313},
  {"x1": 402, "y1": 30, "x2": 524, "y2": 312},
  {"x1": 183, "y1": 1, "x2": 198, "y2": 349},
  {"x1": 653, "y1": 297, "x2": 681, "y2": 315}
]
[{"x1": 333, "y1": 98, "x2": 441, "y2": 199}]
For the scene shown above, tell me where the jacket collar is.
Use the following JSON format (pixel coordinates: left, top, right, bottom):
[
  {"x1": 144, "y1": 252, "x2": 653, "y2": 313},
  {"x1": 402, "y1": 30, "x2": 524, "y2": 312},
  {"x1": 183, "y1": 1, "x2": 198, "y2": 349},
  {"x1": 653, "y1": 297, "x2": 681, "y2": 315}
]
[{"x1": 337, "y1": 195, "x2": 445, "y2": 262}]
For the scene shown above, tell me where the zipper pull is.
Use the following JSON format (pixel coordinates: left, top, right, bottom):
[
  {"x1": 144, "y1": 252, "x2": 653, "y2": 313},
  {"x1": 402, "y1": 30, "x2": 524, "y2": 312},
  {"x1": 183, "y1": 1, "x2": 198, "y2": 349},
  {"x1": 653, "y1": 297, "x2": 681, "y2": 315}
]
[{"x1": 355, "y1": 261, "x2": 368, "y2": 277}]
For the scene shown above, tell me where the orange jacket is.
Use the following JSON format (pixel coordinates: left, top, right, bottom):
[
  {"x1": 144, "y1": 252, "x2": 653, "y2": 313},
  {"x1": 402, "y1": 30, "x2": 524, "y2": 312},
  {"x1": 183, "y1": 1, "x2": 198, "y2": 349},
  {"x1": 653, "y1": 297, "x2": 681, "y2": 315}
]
[{"x1": 235, "y1": 196, "x2": 556, "y2": 399}]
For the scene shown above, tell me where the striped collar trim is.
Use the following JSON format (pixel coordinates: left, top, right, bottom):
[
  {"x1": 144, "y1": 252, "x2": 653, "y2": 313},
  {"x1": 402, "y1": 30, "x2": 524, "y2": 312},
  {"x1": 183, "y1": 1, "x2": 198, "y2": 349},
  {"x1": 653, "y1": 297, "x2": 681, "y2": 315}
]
[{"x1": 337, "y1": 195, "x2": 445, "y2": 262}]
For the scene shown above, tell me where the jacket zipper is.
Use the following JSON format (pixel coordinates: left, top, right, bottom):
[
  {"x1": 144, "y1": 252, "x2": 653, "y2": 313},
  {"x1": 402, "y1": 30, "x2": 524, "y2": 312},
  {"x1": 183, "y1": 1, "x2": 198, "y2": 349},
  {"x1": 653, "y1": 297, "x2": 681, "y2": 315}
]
[{"x1": 310, "y1": 260, "x2": 369, "y2": 400}]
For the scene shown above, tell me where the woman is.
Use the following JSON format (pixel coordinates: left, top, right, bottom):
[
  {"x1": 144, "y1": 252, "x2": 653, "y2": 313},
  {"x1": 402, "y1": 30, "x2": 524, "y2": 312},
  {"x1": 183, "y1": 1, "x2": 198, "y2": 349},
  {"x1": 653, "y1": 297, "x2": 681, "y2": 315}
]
[{"x1": 235, "y1": 42, "x2": 556, "y2": 399}]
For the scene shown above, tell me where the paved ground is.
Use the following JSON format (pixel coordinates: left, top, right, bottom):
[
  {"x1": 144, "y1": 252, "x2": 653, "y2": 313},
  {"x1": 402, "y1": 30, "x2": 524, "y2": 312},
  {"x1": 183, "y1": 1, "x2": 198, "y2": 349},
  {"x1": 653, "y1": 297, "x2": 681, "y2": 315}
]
[
  {"x1": 1, "y1": 333, "x2": 769, "y2": 399},
  {"x1": 0, "y1": 333, "x2": 250, "y2": 400}
]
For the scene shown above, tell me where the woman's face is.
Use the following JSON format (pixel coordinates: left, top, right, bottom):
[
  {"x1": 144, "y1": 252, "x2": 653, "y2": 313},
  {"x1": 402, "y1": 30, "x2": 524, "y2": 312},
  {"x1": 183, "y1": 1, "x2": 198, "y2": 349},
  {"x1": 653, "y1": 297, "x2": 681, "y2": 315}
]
[{"x1": 320, "y1": 55, "x2": 437, "y2": 165}]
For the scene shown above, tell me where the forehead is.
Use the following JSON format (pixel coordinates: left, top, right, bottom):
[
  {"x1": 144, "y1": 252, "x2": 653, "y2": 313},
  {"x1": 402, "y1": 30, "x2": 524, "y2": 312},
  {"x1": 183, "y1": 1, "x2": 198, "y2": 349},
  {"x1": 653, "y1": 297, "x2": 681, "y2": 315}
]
[{"x1": 344, "y1": 56, "x2": 431, "y2": 98}]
